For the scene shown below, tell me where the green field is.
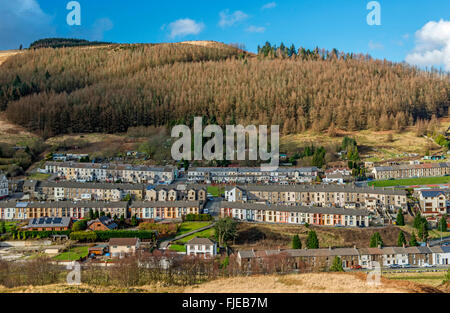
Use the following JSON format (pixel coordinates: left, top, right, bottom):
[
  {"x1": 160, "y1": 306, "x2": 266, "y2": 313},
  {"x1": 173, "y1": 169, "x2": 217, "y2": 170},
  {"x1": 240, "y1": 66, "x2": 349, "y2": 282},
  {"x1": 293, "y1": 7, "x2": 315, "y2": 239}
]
[
  {"x1": 27, "y1": 173, "x2": 52, "y2": 181},
  {"x1": 177, "y1": 228, "x2": 215, "y2": 244},
  {"x1": 369, "y1": 176, "x2": 450, "y2": 187},
  {"x1": 207, "y1": 186, "x2": 225, "y2": 197},
  {"x1": 53, "y1": 246, "x2": 89, "y2": 261},
  {"x1": 176, "y1": 222, "x2": 212, "y2": 236},
  {"x1": 168, "y1": 244, "x2": 186, "y2": 252}
]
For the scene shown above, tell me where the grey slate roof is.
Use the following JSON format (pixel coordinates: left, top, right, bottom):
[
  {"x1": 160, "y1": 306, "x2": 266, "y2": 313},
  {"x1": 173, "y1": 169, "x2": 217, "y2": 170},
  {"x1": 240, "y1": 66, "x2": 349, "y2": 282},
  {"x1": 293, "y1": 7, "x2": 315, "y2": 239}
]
[
  {"x1": 224, "y1": 184, "x2": 406, "y2": 196},
  {"x1": 220, "y1": 201, "x2": 370, "y2": 216},
  {"x1": 187, "y1": 237, "x2": 215, "y2": 245},
  {"x1": 130, "y1": 201, "x2": 203, "y2": 208}
]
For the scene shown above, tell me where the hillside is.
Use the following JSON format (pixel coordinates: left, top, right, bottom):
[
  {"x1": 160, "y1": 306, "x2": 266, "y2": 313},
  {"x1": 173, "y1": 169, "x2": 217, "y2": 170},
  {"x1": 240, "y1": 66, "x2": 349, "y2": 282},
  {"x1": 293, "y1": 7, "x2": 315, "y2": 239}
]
[{"x1": 0, "y1": 40, "x2": 448, "y2": 138}]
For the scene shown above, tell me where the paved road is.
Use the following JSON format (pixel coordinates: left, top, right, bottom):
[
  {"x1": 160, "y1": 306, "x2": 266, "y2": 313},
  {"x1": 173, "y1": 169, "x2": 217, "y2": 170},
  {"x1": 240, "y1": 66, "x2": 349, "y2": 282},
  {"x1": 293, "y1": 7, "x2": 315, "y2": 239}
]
[
  {"x1": 159, "y1": 222, "x2": 216, "y2": 250},
  {"x1": 204, "y1": 197, "x2": 223, "y2": 218}
]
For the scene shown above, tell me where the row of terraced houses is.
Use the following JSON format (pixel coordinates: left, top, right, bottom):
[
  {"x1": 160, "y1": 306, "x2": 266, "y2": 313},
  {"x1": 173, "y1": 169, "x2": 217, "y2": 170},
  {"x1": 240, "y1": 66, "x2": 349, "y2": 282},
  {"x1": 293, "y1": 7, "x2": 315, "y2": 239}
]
[
  {"x1": 187, "y1": 167, "x2": 319, "y2": 184},
  {"x1": 0, "y1": 200, "x2": 204, "y2": 220},
  {"x1": 237, "y1": 246, "x2": 450, "y2": 269},
  {"x1": 23, "y1": 180, "x2": 207, "y2": 202},
  {"x1": 372, "y1": 162, "x2": 450, "y2": 180},
  {"x1": 44, "y1": 162, "x2": 177, "y2": 184},
  {"x1": 224, "y1": 185, "x2": 407, "y2": 212}
]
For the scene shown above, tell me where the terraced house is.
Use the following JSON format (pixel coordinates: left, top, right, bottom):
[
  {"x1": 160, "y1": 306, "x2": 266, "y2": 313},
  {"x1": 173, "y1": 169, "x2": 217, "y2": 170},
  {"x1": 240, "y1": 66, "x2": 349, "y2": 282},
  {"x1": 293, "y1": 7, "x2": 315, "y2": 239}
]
[
  {"x1": 44, "y1": 162, "x2": 177, "y2": 184},
  {"x1": 372, "y1": 162, "x2": 450, "y2": 180},
  {"x1": 145, "y1": 185, "x2": 207, "y2": 202},
  {"x1": 129, "y1": 201, "x2": 205, "y2": 220},
  {"x1": 0, "y1": 201, "x2": 128, "y2": 220},
  {"x1": 220, "y1": 202, "x2": 370, "y2": 227},
  {"x1": 24, "y1": 180, "x2": 147, "y2": 201},
  {"x1": 187, "y1": 167, "x2": 319, "y2": 184},
  {"x1": 238, "y1": 245, "x2": 446, "y2": 270},
  {"x1": 225, "y1": 185, "x2": 407, "y2": 211}
]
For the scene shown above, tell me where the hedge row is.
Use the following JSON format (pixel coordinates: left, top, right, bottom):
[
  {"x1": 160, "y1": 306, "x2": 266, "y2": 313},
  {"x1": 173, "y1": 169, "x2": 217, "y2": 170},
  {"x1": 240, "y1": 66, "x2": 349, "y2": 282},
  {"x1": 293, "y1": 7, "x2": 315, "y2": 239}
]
[
  {"x1": 69, "y1": 230, "x2": 157, "y2": 242},
  {"x1": 12, "y1": 230, "x2": 70, "y2": 240},
  {"x1": 184, "y1": 214, "x2": 213, "y2": 222}
]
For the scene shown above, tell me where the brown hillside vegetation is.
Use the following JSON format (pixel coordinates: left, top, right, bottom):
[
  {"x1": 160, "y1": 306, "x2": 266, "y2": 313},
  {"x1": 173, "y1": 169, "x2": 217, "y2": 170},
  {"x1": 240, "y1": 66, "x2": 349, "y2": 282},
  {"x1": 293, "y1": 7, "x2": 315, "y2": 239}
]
[
  {"x1": 234, "y1": 223, "x2": 410, "y2": 250},
  {"x1": 0, "y1": 273, "x2": 443, "y2": 293},
  {"x1": 0, "y1": 42, "x2": 448, "y2": 137},
  {"x1": 184, "y1": 273, "x2": 443, "y2": 293}
]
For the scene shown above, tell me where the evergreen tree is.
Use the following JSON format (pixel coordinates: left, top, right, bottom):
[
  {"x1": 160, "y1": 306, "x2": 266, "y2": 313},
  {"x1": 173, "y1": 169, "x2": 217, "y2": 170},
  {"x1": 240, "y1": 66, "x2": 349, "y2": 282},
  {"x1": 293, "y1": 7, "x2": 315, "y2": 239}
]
[
  {"x1": 396, "y1": 210, "x2": 405, "y2": 226},
  {"x1": 0, "y1": 221, "x2": 6, "y2": 234},
  {"x1": 413, "y1": 212, "x2": 425, "y2": 229},
  {"x1": 397, "y1": 231, "x2": 407, "y2": 247},
  {"x1": 306, "y1": 230, "x2": 319, "y2": 249},
  {"x1": 131, "y1": 214, "x2": 138, "y2": 227},
  {"x1": 438, "y1": 215, "x2": 448, "y2": 232},
  {"x1": 369, "y1": 232, "x2": 384, "y2": 248},
  {"x1": 409, "y1": 232, "x2": 419, "y2": 246},
  {"x1": 292, "y1": 234, "x2": 302, "y2": 249},
  {"x1": 418, "y1": 221, "x2": 429, "y2": 242},
  {"x1": 329, "y1": 256, "x2": 344, "y2": 272}
]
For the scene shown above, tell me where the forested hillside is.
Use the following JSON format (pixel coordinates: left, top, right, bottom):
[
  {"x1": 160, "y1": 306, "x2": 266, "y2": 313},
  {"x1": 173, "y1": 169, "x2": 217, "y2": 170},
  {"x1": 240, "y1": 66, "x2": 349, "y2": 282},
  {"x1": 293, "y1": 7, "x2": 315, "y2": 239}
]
[
  {"x1": 29, "y1": 38, "x2": 111, "y2": 49},
  {"x1": 0, "y1": 41, "x2": 448, "y2": 138}
]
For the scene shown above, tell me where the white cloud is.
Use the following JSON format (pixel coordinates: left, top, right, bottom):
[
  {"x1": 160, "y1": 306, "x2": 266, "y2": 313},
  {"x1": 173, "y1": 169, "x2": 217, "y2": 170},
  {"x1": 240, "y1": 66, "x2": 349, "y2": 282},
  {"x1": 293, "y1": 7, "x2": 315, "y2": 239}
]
[
  {"x1": 0, "y1": 0, "x2": 55, "y2": 49},
  {"x1": 246, "y1": 26, "x2": 266, "y2": 33},
  {"x1": 368, "y1": 40, "x2": 384, "y2": 50},
  {"x1": 262, "y1": 2, "x2": 277, "y2": 10},
  {"x1": 219, "y1": 10, "x2": 248, "y2": 28},
  {"x1": 405, "y1": 19, "x2": 450, "y2": 71},
  {"x1": 167, "y1": 18, "x2": 205, "y2": 39}
]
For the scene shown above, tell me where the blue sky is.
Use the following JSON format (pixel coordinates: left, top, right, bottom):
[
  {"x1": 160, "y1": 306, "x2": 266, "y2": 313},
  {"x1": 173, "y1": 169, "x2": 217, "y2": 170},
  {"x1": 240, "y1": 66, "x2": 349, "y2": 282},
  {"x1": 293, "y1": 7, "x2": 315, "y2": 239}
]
[{"x1": 2, "y1": 0, "x2": 450, "y2": 69}]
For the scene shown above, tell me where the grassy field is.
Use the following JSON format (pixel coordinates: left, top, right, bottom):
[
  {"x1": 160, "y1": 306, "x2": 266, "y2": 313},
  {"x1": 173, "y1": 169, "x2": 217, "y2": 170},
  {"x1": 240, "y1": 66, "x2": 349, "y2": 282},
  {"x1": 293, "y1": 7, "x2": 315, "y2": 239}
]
[
  {"x1": 177, "y1": 228, "x2": 215, "y2": 244},
  {"x1": 53, "y1": 246, "x2": 89, "y2": 261},
  {"x1": 27, "y1": 173, "x2": 52, "y2": 181},
  {"x1": 281, "y1": 120, "x2": 450, "y2": 163},
  {"x1": 168, "y1": 244, "x2": 186, "y2": 252},
  {"x1": 369, "y1": 176, "x2": 450, "y2": 187},
  {"x1": 207, "y1": 186, "x2": 225, "y2": 197},
  {"x1": 383, "y1": 271, "x2": 448, "y2": 288},
  {"x1": 176, "y1": 222, "x2": 212, "y2": 236}
]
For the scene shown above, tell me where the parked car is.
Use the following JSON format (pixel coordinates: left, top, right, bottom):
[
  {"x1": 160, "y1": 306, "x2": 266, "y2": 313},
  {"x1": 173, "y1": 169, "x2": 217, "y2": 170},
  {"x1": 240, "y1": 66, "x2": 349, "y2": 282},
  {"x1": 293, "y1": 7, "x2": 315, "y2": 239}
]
[
  {"x1": 388, "y1": 264, "x2": 401, "y2": 269},
  {"x1": 402, "y1": 264, "x2": 412, "y2": 268},
  {"x1": 351, "y1": 265, "x2": 362, "y2": 270},
  {"x1": 422, "y1": 263, "x2": 434, "y2": 268}
]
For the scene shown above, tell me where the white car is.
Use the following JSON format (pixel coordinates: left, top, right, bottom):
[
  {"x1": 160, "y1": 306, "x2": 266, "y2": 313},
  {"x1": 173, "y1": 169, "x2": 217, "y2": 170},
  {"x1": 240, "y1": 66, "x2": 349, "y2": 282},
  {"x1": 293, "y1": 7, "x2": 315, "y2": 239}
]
[{"x1": 422, "y1": 263, "x2": 434, "y2": 268}]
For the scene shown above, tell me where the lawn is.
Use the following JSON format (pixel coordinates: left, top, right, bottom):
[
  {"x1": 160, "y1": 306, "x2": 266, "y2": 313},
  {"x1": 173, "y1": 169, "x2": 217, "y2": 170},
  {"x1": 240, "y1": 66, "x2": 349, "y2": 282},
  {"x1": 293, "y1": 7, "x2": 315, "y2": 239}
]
[
  {"x1": 168, "y1": 244, "x2": 186, "y2": 252},
  {"x1": 27, "y1": 173, "x2": 52, "y2": 181},
  {"x1": 177, "y1": 228, "x2": 215, "y2": 244},
  {"x1": 369, "y1": 176, "x2": 450, "y2": 187},
  {"x1": 207, "y1": 186, "x2": 225, "y2": 197},
  {"x1": 53, "y1": 246, "x2": 89, "y2": 261},
  {"x1": 176, "y1": 222, "x2": 212, "y2": 236}
]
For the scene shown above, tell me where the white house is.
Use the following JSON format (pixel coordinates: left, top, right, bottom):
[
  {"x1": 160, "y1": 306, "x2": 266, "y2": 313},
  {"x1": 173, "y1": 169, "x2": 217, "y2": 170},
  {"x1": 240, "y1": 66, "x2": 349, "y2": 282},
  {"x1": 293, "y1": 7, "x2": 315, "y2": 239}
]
[
  {"x1": 431, "y1": 246, "x2": 450, "y2": 265},
  {"x1": 418, "y1": 190, "x2": 449, "y2": 217},
  {"x1": 108, "y1": 238, "x2": 141, "y2": 257},
  {"x1": 0, "y1": 174, "x2": 8, "y2": 200},
  {"x1": 186, "y1": 237, "x2": 217, "y2": 258}
]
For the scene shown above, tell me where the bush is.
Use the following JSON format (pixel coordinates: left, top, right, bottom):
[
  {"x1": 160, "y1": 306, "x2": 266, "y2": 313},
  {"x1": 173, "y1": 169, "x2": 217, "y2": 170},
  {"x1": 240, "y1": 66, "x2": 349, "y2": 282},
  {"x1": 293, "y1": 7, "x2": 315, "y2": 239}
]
[
  {"x1": 70, "y1": 231, "x2": 97, "y2": 242},
  {"x1": 72, "y1": 220, "x2": 88, "y2": 231},
  {"x1": 94, "y1": 230, "x2": 156, "y2": 241},
  {"x1": 184, "y1": 214, "x2": 213, "y2": 222}
]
